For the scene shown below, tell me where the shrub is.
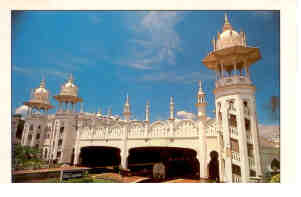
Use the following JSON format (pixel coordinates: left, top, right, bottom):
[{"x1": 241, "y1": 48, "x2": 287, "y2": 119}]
[{"x1": 270, "y1": 173, "x2": 280, "y2": 183}]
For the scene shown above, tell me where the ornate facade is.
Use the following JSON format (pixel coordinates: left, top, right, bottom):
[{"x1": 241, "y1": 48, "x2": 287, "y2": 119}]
[{"x1": 18, "y1": 14, "x2": 262, "y2": 183}]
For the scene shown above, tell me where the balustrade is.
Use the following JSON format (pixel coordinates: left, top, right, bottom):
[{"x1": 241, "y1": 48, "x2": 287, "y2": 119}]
[
  {"x1": 229, "y1": 127, "x2": 238, "y2": 138},
  {"x1": 215, "y1": 76, "x2": 252, "y2": 88},
  {"x1": 248, "y1": 157, "x2": 255, "y2": 169},
  {"x1": 232, "y1": 174, "x2": 242, "y2": 183},
  {"x1": 231, "y1": 151, "x2": 241, "y2": 162},
  {"x1": 246, "y1": 133, "x2": 253, "y2": 144}
]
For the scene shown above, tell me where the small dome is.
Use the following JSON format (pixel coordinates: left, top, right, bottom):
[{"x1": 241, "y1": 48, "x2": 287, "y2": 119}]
[
  {"x1": 60, "y1": 74, "x2": 78, "y2": 97},
  {"x1": 217, "y1": 29, "x2": 242, "y2": 50},
  {"x1": 215, "y1": 13, "x2": 245, "y2": 50},
  {"x1": 30, "y1": 79, "x2": 50, "y2": 104}
]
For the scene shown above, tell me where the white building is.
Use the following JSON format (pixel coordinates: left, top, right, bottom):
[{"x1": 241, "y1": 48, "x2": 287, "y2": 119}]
[{"x1": 19, "y1": 14, "x2": 262, "y2": 183}]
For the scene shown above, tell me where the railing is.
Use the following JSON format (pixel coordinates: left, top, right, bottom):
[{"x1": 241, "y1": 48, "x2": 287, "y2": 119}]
[
  {"x1": 206, "y1": 128, "x2": 218, "y2": 137},
  {"x1": 230, "y1": 127, "x2": 238, "y2": 138},
  {"x1": 248, "y1": 157, "x2": 255, "y2": 169},
  {"x1": 231, "y1": 151, "x2": 241, "y2": 162},
  {"x1": 246, "y1": 133, "x2": 253, "y2": 144},
  {"x1": 232, "y1": 174, "x2": 242, "y2": 183},
  {"x1": 80, "y1": 125, "x2": 199, "y2": 140},
  {"x1": 215, "y1": 76, "x2": 252, "y2": 88}
]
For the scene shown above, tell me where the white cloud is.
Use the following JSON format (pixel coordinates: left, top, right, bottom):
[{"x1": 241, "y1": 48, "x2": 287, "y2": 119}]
[
  {"x1": 123, "y1": 11, "x2": 183, "y2": 69},
  {"x1": 176, "y1": 110, "x2": 196, "y2": 119},
  {"x1": 140, "y1": 71, "x2": 215, "y2": 84},
  {"x1": 13, "y1": 65, "x2": 68, "y2": 79},
  {"x1": 15, "y1": 105, "x2": 29, "y2": 116}
]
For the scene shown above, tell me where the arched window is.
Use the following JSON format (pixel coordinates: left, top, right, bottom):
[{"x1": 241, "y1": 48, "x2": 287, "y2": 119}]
[
  {"x1": 58, "y1": 139, "x2": 63, "y2": 147},
  {"x1": 44, "y1": 149, "x2": 48, "y2": 159},
  {"x1": 27, "y1": 134, "x2": 32, "y2": 145},
  {"x1": 29, "y1": 124, "x2": 34, "y2": 131},
  {"x1": 36, "y1": 133, "x2": 40, "y2": 140}
]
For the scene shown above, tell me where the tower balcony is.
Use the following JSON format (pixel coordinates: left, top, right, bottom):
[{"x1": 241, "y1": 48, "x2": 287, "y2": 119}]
[{"x1": 215, "y1": 75, "x2": 252, "y2": 88}]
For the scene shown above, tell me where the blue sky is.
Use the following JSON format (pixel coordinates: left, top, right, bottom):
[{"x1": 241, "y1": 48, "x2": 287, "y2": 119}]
[{"x1": 12, "y1": 11, "x2": 280, "y2": 125}]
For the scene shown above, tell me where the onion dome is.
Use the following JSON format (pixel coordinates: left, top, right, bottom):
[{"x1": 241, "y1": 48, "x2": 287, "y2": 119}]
[
  {"x1": 215, "y1": 13, "x2": 246, "y2": 50},
  {"x1": 30, "y1": 79, "x2": 50, "y2": 105},
  {"x1": 59, "y1": 74, "x2": 78, "y2": 97}
]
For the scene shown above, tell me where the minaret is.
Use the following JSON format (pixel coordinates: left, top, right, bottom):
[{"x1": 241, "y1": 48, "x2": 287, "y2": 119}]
[
  {"x1": 169, "y1": 96, "x2": 175, "y2": 120},
  {"x1": 145, "y1": 101, "x2": 150, "y2": 122},
  {"x1": 195, "y1": 80, "x2": 207, "y2": 119},
  {"x1": 107, "y1": 107, "x2": 112, "y2": 117},
  {"x1": 123, "y1": 93, "x2": 131, "y2": 121},
  {"x1": 202, "y1": 14, "x2": 262, "y2": 183}
]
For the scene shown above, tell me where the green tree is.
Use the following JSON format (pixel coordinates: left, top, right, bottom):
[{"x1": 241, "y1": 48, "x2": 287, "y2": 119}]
[{"x1": 13, "y1": 144, "x2": 43, "y2": 170}]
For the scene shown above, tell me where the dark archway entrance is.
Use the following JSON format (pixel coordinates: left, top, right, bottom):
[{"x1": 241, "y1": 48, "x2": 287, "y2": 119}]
[
  {"x1": 79, "y1": 146, "x2": 121, "y2": 168},
  {"x1": 128, "y1": 147, "x2": 199, "y2": 179},
  {"x1": 208, "y1": 151, "x2": 220, "y2": 182}
]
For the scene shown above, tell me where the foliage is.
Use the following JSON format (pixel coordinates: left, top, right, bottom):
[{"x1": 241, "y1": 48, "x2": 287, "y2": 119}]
[
  {"x1": 271, "y1": 158, "x2": 280, "y2": 172},
  {"x1": 270, "y1": 173, "x2": 280, "y2": 183},
  {"x1": 13, "y1": 144, "x2": 45, "y2": 170}
]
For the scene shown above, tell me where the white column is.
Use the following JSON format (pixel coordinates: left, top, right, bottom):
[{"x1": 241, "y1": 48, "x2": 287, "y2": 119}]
[
  {"x1": 217, "y1": 132, "x2": 225, "y2": 182},
  {"x1": 220, "y1": 100, "x2": 232, "y2": 182},
  {"x1": 235, "y1": 97, "x2": 250, "y2": 182},
  {"x1": 120, "y1": 124, "x2": 129, "y2": 169},
  {"x1": 221, "y1": 63, "x2": 224, "y2": 79},
  {"x1": 120, "y1": 150, "x2": 129, "y2": 170},
  {"x1": 249, "y1": 96, "x2": 263, "y2": 177},
  {"x1": 198, "y1": 118, "x2": 207, "y2": 178},
  {"x1": 234, "y1": 61, "x2": 237, "y2": 76}
]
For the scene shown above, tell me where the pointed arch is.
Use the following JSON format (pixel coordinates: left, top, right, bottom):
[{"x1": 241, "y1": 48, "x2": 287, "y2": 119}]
[{"x1": 174, "y1": 119, "x2": 198, "y2": 137}]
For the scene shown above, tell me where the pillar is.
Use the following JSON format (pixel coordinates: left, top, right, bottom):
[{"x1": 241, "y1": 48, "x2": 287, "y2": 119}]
[
  {"x1": 249, "y1": 96, "x2": 263, "y2": 177},
  {"x1": 235, "y1": 97, "x2": 250, "y2": 182},
  {"x1": 221, "y1": 63, "x2": 224, "y2": 79},
  {"x1": 59, "y1": 101, "x2": 62, "y2": 113},
  {"x1": 198, "y1": 118, "x2": 207, "y2": 179},
  {"x1": 220, "y1": 100, "x2": 232, "y2": 182},
  {"x1": 120, "y1": 150, "x2": 129, "y2": 170}
]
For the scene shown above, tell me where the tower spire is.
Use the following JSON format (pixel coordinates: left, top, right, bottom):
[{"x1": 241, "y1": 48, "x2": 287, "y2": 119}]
[
  {"x1": 224, "y1": 13, "x2": 229, "y2": 24},
  {"x1": 69, "y1": 73, "x2": 73, "y2": 82},
  {"x1": 145, "y1": 101, "x2": 150, "y2": 122},
  {"x1": 195, "y1": 81, "x2": 207, "y2": 119},
  {"x1": 169, "y1": 96, "x2": 175, "y2": 120},
  {"x1": 223, "y1": 12, "x2": 232, "y2": 31},
  {"x1": 123, "y1": 93, "x2": 131, "y2": 121}
]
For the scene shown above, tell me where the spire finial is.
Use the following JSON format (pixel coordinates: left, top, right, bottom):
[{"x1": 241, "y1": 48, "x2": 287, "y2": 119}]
[
  {"x1": 40, "y1": 77, "x2": 45, "y2": 88},
  {"x1": 126, "y1": 93, "x2": 129, "y2": 104},
  {"x1": 225, "y1": 13, "x2": 229, "y2": 24},
  {"x1": 170, "y1": 96, "x2": 174, "y2": 104},
  {"x1": 68, "y1": 73, "x2": 73, "y2": 82}
]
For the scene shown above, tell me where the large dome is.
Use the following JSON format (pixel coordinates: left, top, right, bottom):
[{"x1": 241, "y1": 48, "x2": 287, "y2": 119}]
[
  {"x1": 30, "y1": 79, "x2": 50, "y2": 105},
  {"x1": 59, "y1": 74, "x2": 78, "y2": 97}
]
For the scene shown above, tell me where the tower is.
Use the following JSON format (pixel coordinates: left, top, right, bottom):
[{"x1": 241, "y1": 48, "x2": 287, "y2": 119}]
[
  {"x1": 195, "y1": 80, "x2": 207, "y2": 119},
  {"x1": 123, "y1": 93, "x2": 131, "y2": 121},
  {"x1": 202, "y1": 13, "x2": 262, "y2": 182}
]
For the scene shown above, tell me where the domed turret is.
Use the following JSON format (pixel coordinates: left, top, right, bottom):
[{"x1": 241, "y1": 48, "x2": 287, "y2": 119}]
[
  {"x1": 53, "y1": 74, "x2": 83, "y2": 113},
  {"x1": 31, "y1": 79, "x2": 50, "y2": 104},
  {"x1": 60, "y1": 74, "x2": 78, "y2": 97},
  {"x1": 24, "y1": 78, "x2": 54, "y2": 114}
]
